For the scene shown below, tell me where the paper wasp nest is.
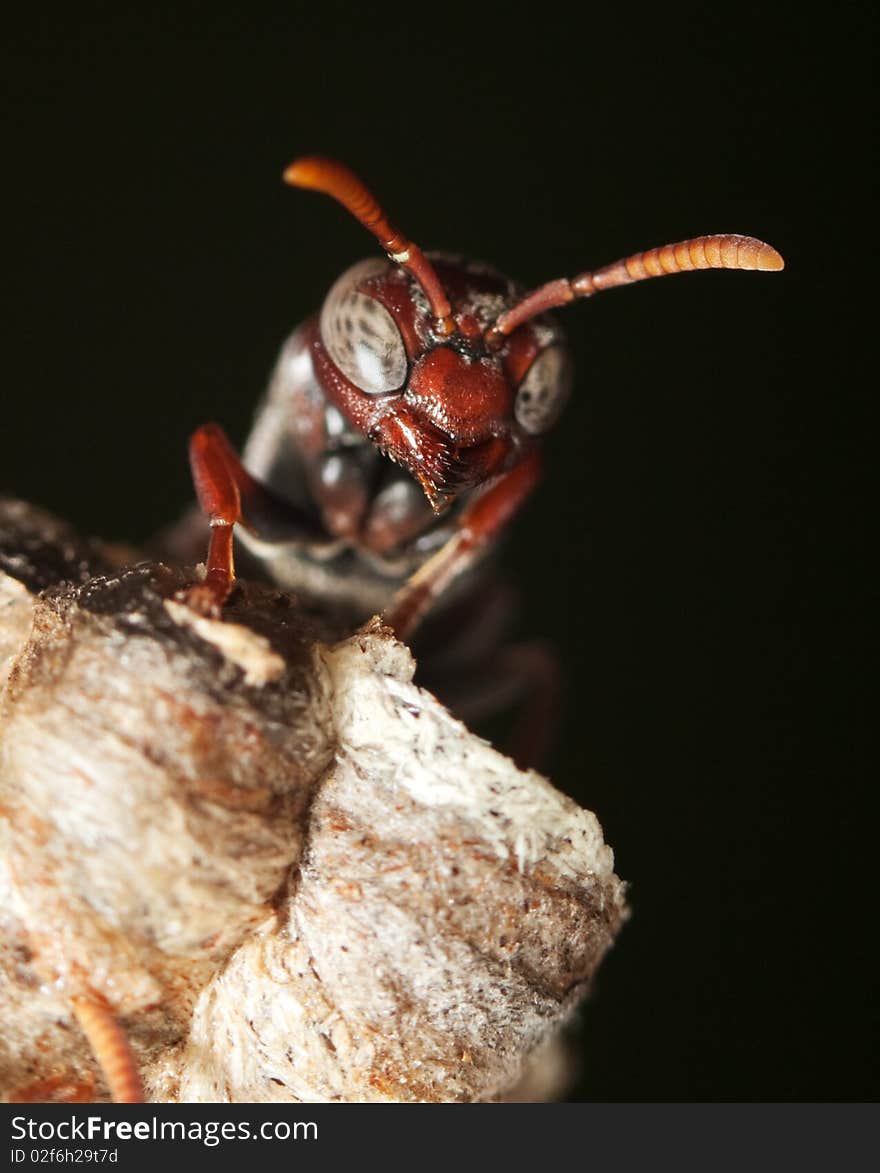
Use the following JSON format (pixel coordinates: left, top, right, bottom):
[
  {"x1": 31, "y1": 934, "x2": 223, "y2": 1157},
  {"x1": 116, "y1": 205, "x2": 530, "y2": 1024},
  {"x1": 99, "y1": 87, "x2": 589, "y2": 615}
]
[{"x1": 0, "y1": 498, "x2": 627, "y2": 1103}]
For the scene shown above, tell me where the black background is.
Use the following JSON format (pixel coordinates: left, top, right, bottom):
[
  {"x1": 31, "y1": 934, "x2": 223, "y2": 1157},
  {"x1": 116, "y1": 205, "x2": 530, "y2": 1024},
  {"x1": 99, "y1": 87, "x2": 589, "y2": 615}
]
[{"x1": 2, "y1": 4, "x2": 873, "y2": 1101}]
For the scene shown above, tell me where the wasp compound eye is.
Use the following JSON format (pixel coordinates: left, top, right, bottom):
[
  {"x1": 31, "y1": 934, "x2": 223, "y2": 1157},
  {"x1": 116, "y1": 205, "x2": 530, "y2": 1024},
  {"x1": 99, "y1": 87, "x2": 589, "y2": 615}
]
[
  {"x1": 514, "y1": 346, "x2": 572, "y2": 435},
  {"x1": 320, "y1": 259, "x2": 408, "y2": 395}
]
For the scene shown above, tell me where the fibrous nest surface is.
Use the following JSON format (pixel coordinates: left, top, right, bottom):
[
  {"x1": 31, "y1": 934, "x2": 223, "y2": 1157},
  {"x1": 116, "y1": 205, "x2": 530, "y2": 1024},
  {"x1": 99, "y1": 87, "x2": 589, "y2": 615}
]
[{"x1": 0, "y1": 498, "x2": 627, "y2": 1103}]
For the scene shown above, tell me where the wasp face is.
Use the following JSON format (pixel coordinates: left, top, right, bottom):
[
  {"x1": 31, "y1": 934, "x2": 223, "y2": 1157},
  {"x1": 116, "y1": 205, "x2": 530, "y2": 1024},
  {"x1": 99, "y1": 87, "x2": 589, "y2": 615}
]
[{"x1": 311, "y1": 255, "x2": 572, "y2": 510}]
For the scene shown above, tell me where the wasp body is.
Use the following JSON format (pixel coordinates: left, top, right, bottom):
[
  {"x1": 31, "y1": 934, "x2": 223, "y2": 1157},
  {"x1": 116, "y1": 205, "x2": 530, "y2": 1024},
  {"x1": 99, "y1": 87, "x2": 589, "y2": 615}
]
[
  {"x1": 226, "y1": 249, "x2": 565, "y2": 624},
  {"x1": 188, "y1": 156, "x2": 782, "y2": 652}
]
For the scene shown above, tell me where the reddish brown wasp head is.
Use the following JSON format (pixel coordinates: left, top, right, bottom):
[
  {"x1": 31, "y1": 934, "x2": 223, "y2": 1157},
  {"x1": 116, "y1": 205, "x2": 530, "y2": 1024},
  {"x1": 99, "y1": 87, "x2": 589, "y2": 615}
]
[
  {"x1": 304, "y1": 250, "x2": 570, "y2": 510},
  {"x1": 286, "y1": 157, "x2": 570, "y2": 510},
  {"x1": 285, "y1": 157, "x2": 784, "y2": 510}
]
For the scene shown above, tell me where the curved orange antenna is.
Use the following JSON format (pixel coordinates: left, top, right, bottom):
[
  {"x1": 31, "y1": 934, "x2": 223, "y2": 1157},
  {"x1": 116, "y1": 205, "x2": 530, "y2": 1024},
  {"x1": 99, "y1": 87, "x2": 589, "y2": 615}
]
[
  {"x1": 486, "y1": 234, "x2": 784, "y2": 346},
  {"x1": 284, "y1": 156, "x2": 455, "y2": 336},
  {"x1": 72, "y1": 996, "x2": 145, "y2": 1104}
]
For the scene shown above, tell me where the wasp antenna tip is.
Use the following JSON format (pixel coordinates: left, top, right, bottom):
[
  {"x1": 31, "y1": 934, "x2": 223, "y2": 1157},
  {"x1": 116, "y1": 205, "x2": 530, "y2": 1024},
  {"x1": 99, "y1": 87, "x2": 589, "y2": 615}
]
[
  {"x1": 760, "y1": 244, "x2": 785, "y2": 271},
  {"x1": 282, "y1": 162, "x2": 305, "y2": 187},
  {"x1": 283, "y1": 157, "x2": 327, "y2": 188}
]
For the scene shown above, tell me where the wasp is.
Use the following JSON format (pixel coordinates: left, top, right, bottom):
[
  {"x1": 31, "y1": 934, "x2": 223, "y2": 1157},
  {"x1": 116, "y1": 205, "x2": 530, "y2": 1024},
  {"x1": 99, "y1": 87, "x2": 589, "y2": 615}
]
[
  {"x1": 186, "y1": 157, "x2": 782, "y2": 755},
  {"x1": 32, "y1": 164, "x2": 785, "y2": 1105}
]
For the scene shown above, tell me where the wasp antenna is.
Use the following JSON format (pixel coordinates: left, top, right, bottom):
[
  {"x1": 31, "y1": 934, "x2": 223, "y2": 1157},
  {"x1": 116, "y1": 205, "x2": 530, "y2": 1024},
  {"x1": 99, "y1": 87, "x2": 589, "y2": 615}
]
[
  {"x1": 486, "y1": 234, "x2": 784, "y2": 346},
  {"x1": 284, "y1": 156, "x2": 455, "y2": 336},
  {"x1": 72, "y1": 996, "x2": 145, "y2": 1104}
]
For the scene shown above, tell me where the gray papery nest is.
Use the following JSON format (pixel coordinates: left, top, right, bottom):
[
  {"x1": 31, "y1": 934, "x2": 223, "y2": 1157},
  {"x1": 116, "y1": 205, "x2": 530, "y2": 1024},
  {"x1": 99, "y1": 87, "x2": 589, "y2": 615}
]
[{"x1": 0, "y1": 498, "x2": 627, "y2": 1103}]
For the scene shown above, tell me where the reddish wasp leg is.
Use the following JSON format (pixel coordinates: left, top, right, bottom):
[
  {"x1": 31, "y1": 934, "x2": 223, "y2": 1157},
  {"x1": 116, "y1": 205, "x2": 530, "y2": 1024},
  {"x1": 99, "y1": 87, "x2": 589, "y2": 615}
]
[
  {"x1": 187, "y1": 423, "x2": 328, "y2": 614},
  {"x1": 187, "y1": 423, "x2": 244, "y2": 612},
  {"x1": 436, "y1": 641, "x2": 561, "y2": 772},
  {"x1": 71, "y1": 996, "x2": 144, "y2": 1104},
  {"x1": 385, "y1": 450, "x2": 542, "y2": 641},
  {"x1": 496, "y1": 642, "x2": 561, "y2": 771}
]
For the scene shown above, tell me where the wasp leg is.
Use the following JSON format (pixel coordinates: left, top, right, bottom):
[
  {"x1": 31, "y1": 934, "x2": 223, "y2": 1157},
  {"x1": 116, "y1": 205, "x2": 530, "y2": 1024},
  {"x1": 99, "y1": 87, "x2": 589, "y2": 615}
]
[
  {"x1": 71, "y1": 996, "x2": 144, "y2": 1104},
  {"x1": 384, "y1": 450, "x2": 541, "y2": 641},
  {"x1": 414, "y1": 582, "x2": 561, "y2": 771},
  {"x1": 445, "y1": 641, "x2": 561, "y2": 772},
  {"x1": 187, "y1": 423, "x2": 327, "y2": 615}
]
